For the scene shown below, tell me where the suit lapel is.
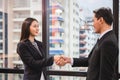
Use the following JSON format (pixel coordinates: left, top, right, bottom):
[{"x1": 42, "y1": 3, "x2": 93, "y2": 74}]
[
  {"x1": 35, "y1": 40, "x2": 45, "y2": 57},
  {"x1": 88, "y1": 30, "x2": 113, "y2": 58},
  {"x1": 88, "y1": 41, "x2": 99, "y2": 58},
  {"x1": 26, "y1": 39, "x2": 43, "y2": 57}
]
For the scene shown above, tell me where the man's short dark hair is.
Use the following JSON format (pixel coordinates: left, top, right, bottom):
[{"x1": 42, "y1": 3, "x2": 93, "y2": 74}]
[{"x1": 93, "y1": 7, "x2": 113, "y2": 25}]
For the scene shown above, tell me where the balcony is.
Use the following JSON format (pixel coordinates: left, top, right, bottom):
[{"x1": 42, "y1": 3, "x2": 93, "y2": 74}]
[
  {"x1": 13, "y1": 18, "x2": 25, "y2": 22},
  {"x1": 80, "y1": 34, "x2": 86, "y2": 39},
  {"x1": 49, "y1": 27, "x2": 64, "y2": 33},
  {"x1": 49, "y1": 48, "x2": 64, "y2": 55},
  {"x1": 13, "y1": 0, "x2": 30, "y2": 8},
  {"x1": 13, "y1": 7, "x2": 30, "y2": 11},
  {"x1": 80, "y1": 47, "x2": 87, "y2": 53},
  {"x1": 80, "y1": 41, "x2": 86, "y2": 45},
  {"x1": 13, "y1": 29, "x2": 21, "y2": 32},
  {"x1": 49, "y1": 16, "x2": 64, "y2": 22},
  {"x1": 80, "y1": 25, "x2": 90, "y2": 30},
  {"x1": 13, "y1": 11, "x2": 30, "y2": 19},
  {"x1": 49, "y1": 39, "x2": 64, "y2": 43},
  {"x1": 49, "y1": 2, "x2": 64, "y2": 10},
  {"x1": 80, "y1": 47, "x2": 87, "y2": 50}
]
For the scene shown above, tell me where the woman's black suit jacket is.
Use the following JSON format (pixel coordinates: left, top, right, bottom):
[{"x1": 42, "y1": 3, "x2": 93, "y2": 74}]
[
  {"x1": 72, "y1": 30, "x2": 118, "y2": 80},
  {"x1": 17, "y1": 39, "x2": 54, "y2": 80}
]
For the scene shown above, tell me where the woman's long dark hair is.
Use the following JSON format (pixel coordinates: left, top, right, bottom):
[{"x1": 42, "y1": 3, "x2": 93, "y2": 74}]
[{"x1": 20, "y1": 17, "x2": 38, "y2": 41}]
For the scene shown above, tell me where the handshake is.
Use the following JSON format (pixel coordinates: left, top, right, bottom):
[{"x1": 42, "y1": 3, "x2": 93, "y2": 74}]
[{"x1": 53, "y1": 55, "x2": 71, "y2": 66}]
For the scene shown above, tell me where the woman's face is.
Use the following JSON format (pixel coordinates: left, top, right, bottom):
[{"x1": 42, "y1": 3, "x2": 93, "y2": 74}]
[{"x1": 29, "y1": 21, "x2": 39, "y2": 37}]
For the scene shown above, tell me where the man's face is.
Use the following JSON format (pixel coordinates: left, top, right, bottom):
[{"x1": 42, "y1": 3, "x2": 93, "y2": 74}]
[{"x1": 93, "y1": 14, "x2": 101, "y2": 33}]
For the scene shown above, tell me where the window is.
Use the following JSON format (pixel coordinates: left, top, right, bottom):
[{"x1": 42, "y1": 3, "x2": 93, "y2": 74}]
[
  {"x1": 0, "y1": 22, "x2": 2, "y2": 29},
  {"x1": 0, "y1": 32, "x2": 2, "y2": 40},
  {"x1": 48, "y1": 0, "x2": 113, "y2": 80},
  {"x1": 0, "y1": 43, "x2": 3, "y2": 50}
]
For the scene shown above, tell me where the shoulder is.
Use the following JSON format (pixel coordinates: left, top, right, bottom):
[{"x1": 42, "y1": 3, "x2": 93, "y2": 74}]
[
  {"x1": 102, "y1": 38, "x2": 116, "y2": 46},
  {"x1": 99, "y1": 33, "x2": 118, "y2": 51},
  {"x1": 17, "y1": 41, "x2": 26, "y2": 49},
  {"x1": 101, "y1": 38, "x2": 118, "y2": 51},
  {"x1": 17, "y1": 41, "x2": 27, "y2": 54},
  {"x1": 102, "y1": 31, "x2": 117, "y2": 45},
  {"x1": 17, "y1": 39, "x2": 30, "y2": 48}
]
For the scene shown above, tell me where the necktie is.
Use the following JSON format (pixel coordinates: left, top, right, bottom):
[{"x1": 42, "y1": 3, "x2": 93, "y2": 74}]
[
  {"x1": 97, "y1": 39, "x2": 99, "y2": 43},
  {"x1": 95, "y1": 39, "x2": 100, "y2": 49}
]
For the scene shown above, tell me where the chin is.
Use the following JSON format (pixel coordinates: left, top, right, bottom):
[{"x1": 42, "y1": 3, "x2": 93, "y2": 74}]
[{"x1": 94, "y1": 30, "x2": 98, "y2": 33}]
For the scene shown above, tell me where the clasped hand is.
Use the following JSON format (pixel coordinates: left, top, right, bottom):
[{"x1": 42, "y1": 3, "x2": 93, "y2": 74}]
[{"x1": 54, "y1": 55, "x2": 71, "y2": 66}]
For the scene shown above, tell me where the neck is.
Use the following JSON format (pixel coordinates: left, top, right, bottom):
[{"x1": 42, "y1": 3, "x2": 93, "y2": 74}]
[
  {"x1": 28, "y1": 36, "x2": 35, "y2": 42},
  {"x1": 100, "y1": 24, "x2": 111, "y2": 34}
]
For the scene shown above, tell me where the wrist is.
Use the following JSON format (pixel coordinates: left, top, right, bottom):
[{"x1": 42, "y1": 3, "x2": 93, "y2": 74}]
[{"x1": 67, "y1": 58, "x2": 71, "y2": 63}]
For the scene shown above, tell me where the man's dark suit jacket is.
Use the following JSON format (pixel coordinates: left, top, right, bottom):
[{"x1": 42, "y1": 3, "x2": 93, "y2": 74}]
[
  {"x1": 17, "y1": 39, "x2": 54, "y2": 80},
  {"x1": 72, "y1": 30, "x2": 118, "y2": 80}
]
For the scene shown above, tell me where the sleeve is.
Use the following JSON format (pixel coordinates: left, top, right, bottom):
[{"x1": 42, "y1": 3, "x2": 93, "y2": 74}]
[
  {"x1": 17, "y1": 43, "x2": 54, "y2": 70},
  {"x1": 72, "y1": 57, "x2": 88, "y2": 67},
  {"x1": 99, "y1": 41, "x2": 118, "y2": 80}
]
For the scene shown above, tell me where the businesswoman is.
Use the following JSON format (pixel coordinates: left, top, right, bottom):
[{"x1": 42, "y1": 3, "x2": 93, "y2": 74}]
[{"x1": 17, "y1": 17, "x2": 59, "y2": 80}]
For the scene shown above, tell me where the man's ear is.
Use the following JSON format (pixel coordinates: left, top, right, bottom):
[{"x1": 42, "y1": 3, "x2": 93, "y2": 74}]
[{"x1": 99, "y1": 17, "x2": 104, "y2": 24}]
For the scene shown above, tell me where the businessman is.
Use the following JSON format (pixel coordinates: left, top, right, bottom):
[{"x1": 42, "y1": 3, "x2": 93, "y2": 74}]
[{"x1": 56, "y1": 7, "x2": 118, "y2": 80}]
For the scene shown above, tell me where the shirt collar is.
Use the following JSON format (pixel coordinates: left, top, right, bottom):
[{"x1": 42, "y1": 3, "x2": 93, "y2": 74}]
[{"x1": 99, "y1": 29, "x2": 112, "y2": 39}]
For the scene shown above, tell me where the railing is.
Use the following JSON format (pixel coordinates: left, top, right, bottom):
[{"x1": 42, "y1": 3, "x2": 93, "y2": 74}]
[
  {"x1": 0, "y1": 68, "x2": 119, "y2": 79},
  {"x1": 47, "y1": 70, "x2": 86, "y2": 77}
]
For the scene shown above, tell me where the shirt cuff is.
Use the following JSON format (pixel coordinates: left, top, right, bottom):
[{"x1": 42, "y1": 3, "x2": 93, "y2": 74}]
[{"x1": 70, "y1": 58, "x2": 74, "y2": 65}]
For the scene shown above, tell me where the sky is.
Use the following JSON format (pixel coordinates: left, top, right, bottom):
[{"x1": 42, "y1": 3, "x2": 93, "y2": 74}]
[
  {"x1": 78, "y1": 0, "x2": 112, "y2": 10},
  {"x1": 78, "y1": 0, "x2": 113, "y2": 17}
]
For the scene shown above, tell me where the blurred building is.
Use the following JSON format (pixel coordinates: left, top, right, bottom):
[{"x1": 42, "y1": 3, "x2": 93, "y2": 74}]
[
  {"x1": 0, "y1": 0, "x2": 42, "y2": 80},
  {"x1": 79, "y1": 8, "x2": 99, "y2": 58},
  {"x1": 7, "y1": 0, "x2": 42, "y2": 69},
  {"x1": 49, "y1": 0, "x2": 81, "y2": 80},
  {"x1": 49, "y1": 0, "x2": 64, "y2": 55}
]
